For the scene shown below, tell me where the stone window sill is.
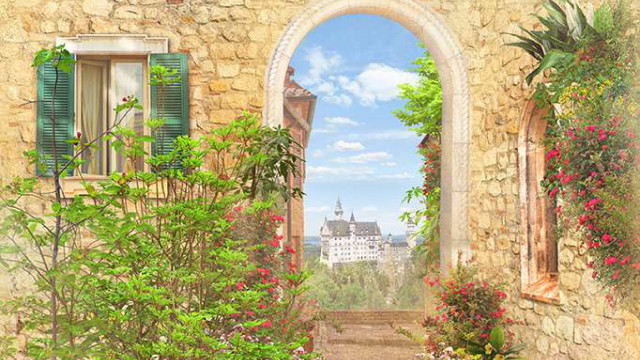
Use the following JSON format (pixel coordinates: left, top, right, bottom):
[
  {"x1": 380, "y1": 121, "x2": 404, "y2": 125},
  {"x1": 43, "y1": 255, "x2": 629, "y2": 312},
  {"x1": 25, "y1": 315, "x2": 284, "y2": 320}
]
[{"x1": 521, "y1": 275, "x2": 560, "y2": 305}]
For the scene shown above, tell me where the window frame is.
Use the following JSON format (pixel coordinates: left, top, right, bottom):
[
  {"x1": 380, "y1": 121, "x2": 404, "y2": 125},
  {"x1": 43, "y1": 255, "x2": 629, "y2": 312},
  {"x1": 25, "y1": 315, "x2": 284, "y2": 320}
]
[
  {"x1": 53, "y1": 35, "x2": 169, "y2": 195},
  {"x1": 518, "y1": 100, "x2": 560, "y2": 304}
]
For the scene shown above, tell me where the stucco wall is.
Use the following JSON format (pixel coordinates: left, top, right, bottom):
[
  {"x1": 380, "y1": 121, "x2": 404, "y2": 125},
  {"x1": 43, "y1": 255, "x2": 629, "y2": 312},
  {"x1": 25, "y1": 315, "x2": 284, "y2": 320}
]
[{"x1": 0, "y1": 0, "x2": 637, "y2": 359}]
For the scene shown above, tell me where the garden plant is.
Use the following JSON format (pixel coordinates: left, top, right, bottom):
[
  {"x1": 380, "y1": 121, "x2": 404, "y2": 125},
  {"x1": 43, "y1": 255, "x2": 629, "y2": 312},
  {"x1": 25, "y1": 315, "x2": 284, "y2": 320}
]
[
  {"x1": 509, "y1": 0, "x2": 640, "y2": 310},
  {"x1": 0, "y1": 45, "x2": 320, "y2": 360}
]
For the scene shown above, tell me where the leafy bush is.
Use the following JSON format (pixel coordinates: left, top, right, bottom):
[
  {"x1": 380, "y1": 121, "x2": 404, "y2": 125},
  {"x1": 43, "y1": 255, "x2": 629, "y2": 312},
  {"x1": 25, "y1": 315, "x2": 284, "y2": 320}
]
[
  {"x1": 510, "y1": 0, "x2": 639, "y2": 308},
  {"x1": 422, "y1": 261, "x2": 514, "y2": 352},
  {"x1": 0, "y1": 45, "x2": 319, "y2": 359}
]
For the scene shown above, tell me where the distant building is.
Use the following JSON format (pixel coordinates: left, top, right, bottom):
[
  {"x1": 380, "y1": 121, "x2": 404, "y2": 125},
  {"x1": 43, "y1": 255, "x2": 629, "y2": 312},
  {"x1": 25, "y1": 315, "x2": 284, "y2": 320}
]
[
  {"x1": 378, "y1": 234, "x2": 411, "y2": 275},
  {"x1": 283, "y1": 66, "x2": 317, "y2": 268},
  {"x1": 320, "y1": 198, "x2": 383, "y2": 268}
]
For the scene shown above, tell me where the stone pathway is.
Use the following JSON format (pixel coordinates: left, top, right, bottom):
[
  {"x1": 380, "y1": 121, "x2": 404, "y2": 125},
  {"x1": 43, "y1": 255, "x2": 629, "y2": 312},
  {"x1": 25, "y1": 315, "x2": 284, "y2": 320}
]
[{"x1": 314, "y1": 310, "x2": 425, "y2": 360}]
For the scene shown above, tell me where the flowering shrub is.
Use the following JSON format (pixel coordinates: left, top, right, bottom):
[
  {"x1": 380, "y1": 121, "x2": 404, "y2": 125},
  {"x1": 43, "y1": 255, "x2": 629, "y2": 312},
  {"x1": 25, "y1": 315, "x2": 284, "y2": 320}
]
[
  {"x1": 513, "y1": 0, "x2": 640, "y2": 308},
  {"x1": 0, "y1": 45, "x2": 320, "y2": 359},
  {"x1": 422, "y1": 262, "x2": 514, "y2": 352}
]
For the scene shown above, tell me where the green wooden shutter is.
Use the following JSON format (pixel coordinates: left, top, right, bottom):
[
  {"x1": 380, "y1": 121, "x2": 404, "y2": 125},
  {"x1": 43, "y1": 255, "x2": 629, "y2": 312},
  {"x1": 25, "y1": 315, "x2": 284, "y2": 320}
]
[
  {"x1": 150, "y1": 53, "x2": 189, "y2": 169},
  {"x1": 36, "y1": 59, "x2": 75, "y2": 176}
]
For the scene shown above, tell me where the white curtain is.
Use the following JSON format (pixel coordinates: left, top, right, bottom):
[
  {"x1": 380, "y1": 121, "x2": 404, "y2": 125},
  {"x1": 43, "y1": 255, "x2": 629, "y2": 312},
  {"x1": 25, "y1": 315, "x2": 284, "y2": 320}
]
[{"x1": 80, "y1": 63, "x2": 105, "y2": 175}]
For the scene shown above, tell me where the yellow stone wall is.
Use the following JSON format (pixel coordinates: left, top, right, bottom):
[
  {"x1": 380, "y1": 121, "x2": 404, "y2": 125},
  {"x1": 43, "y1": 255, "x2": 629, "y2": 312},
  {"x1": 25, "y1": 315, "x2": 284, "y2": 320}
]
[{"x1": 0, "y1": 0, "x2": 637, "y2": 359}]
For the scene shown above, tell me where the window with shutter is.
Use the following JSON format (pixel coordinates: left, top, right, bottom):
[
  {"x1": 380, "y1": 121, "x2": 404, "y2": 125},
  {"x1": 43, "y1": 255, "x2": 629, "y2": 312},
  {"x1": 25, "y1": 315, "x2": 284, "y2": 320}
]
[
  {"x1": 150, "y1": 53, "x2": 189, "y2": 168},
  {"x1": 37, "y1": 36, "x2": 187, "y2": 178},
  {"x1": 37, "y1": 59, "x2": 75, "y2": 176}
]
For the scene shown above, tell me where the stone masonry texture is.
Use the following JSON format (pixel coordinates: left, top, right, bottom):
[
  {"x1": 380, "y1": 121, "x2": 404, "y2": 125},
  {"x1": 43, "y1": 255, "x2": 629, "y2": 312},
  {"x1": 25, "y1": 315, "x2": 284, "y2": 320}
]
[{"x1": 0, "y1": 0, "x2": 638, "y2": 359}]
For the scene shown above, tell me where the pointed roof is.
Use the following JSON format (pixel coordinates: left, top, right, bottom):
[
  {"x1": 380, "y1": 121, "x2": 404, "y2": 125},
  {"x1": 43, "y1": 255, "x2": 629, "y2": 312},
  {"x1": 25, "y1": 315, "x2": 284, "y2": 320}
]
[{"x1": 349, "y1": 211, "x2": 356, "y2": 222}]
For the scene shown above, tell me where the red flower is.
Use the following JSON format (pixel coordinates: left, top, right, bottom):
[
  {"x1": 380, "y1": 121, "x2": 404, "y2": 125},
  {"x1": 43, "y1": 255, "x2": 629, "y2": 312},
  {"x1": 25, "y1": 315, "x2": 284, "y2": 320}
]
[
  {"x1": 612, "y1": 270, "x2": 620, "y2": 280},
  {"x1": 579, "y1": 214, "x2": 588, "y2": 224},
  {"x1": 605, "y1": 256, "x2": 618, "y2": 265},
  {"x1": 602, "y1": 234, "x2": 612, "y2": 244},
  {"x1": 76, "y1": 131, "x2": 82, "y2": 139}
]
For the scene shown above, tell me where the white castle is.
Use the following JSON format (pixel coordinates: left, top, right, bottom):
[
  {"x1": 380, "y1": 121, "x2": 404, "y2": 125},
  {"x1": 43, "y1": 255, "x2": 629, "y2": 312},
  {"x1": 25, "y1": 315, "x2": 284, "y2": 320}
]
[{"x1": 320, "y1": 198, "x2": 416, "y2": 268}]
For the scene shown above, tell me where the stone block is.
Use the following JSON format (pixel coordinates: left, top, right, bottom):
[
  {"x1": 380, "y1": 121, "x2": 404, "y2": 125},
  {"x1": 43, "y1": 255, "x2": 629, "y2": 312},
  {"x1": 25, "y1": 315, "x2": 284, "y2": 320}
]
[
  {"x1": 82, "y1": 0, "x2": 113, "y2": 17},
  {"x1": 556, "y1": 315, "x2": 574, "y2": 340}
]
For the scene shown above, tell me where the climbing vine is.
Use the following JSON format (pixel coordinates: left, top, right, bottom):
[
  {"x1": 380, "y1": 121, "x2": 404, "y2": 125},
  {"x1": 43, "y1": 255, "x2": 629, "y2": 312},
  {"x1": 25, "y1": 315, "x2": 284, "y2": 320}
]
[
  {"x1": 510, "y1": 0, "x2": 639, "y2": 308},
  {"x1": 395, "y1": 48, "x2": 443, "y2": 272}
]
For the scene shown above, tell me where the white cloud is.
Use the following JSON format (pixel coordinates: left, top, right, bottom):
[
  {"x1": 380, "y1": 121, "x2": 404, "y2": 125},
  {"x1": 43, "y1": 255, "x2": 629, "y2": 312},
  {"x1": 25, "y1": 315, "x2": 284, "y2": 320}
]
[
  {"x1": 328, "y1": 140, "x2": 365, "y2": 152},
  {"x1": 299, "y1": 46, "x2": 344, "y2": 87},
  {"x1": 314, "y1": 117, "x2": 359, "y2": 134},
  {"x1": 381, "y1": 162, "x2": 397, "y2": 167},
  {"x1": 378, "y1": 172, "x2": 414, "y2": 180},
  {"x1": 297, "y1": 48, "x2": 417, "y2": 107},
  {"x1": 306, "y1": 165, "x2": 375, "y2": 182},
  {"x1": 325, "y1": 117, "x2": 359, "y2": 127},
  {"x1": 340, "y1": 63, "x2": 419, "y2": 107},
  {"x1": 305, "y1": 205, "x2": 331, "y2": 213},
  {"x1": 347, "y1": 129, "x2": 416, "y2": 141},
  {"x1": 311, "y1": 150, "x2": 325, "y2": 158},
  {"x1": 334, "y1": 151, "x2": 392, "y2": 164},
  {"x1": 323, "y1": 93, "x2": 352, "y2": 106}
]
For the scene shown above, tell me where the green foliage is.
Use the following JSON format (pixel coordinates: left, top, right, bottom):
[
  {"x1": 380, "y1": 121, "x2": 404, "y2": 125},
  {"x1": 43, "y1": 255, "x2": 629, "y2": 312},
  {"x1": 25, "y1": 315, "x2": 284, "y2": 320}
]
[
  {"x1": 423, "y1": 260, "x2": 512, "y2": 352},
  {"x1": 511, "y1": 0, "x2": 639, "y2": 309},
  {"x1": 0, "y1": 45, "x2": 319, "y2": 359},
  {"x1": 304, "y1": 257, "x2": 389, "y2": 310},
  {"x1": 393, "y1": 49, "x2": 442, "y2": 137},
  {"x1": 466, "y1": 326, "x2": 525, "y2": 360},
  {"x1": 32, "y1": 45, "x2": 75, "y2": 73},
  {"x1": 394, "y1": 48, "x2": 443, "y2": 274},
  {"x1": 505, "y1": 0, "x2": 632, "y2": 84}
]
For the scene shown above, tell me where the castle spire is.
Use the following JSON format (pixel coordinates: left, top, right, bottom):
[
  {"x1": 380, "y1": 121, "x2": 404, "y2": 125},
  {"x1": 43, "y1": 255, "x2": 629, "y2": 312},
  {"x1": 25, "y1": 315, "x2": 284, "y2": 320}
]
[
  {"x1": 334, "y1": 196, "x2": 344, "y2": 220},
  {"x1": 349, "y1": 211, "x2": 355, "y2": 223}
]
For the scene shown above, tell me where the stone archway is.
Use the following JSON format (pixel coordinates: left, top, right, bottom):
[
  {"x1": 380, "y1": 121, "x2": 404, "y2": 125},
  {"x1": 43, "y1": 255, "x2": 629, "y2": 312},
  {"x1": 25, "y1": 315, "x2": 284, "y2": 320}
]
[{"x1": 263, "y1": 0, "x2": 471, "y2": 270}]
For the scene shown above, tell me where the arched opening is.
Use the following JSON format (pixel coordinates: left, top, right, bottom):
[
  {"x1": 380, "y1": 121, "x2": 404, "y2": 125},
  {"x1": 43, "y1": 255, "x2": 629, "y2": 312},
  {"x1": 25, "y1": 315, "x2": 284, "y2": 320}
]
[
  {"x1": 264, "y1": 0, "x2": 471, "y2": 272},
  {"x1": 518, "y1": 100, "x2": 559, "y2": 304}
]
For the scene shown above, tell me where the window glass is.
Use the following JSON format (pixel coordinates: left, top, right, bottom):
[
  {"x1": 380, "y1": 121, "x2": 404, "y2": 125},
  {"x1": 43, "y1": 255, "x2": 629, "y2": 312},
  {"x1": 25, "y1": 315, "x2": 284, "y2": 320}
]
[
  {"x1": 79, "y1": 62, "x2": 107, "y2": 175},
  {"x1": 112, "y1": 61, "x2": 145, "y2": 172}
]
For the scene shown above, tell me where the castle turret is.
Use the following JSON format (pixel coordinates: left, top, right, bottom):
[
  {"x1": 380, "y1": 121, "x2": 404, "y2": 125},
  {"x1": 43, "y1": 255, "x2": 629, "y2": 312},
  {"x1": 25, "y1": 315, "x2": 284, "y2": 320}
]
[{"x1": 334, "y1": 197, "x2": 344, "y2": 220}]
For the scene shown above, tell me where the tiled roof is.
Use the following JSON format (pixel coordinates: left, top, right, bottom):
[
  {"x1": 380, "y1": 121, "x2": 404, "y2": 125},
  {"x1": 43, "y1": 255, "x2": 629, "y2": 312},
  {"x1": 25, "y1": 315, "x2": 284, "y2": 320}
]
[
  {"x1": 284, "y1": 66, "x2": 315, "y2": 99},
  {"x1": 323, "y1": 220, "x2": 381, "y2": 237}
]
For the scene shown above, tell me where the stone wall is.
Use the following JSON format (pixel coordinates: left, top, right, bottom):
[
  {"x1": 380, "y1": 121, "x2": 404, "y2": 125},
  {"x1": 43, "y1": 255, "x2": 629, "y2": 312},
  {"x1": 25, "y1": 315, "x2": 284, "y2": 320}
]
[{"x1": 0, "y1": 0, "x2": 637, "y2": 359}]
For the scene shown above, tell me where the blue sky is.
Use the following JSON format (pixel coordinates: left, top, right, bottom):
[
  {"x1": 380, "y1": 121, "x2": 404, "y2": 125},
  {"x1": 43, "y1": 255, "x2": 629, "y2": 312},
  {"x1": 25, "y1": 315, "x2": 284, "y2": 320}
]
[{"x1": 289, "y1": 14, "x2": 426, "y2": 237}]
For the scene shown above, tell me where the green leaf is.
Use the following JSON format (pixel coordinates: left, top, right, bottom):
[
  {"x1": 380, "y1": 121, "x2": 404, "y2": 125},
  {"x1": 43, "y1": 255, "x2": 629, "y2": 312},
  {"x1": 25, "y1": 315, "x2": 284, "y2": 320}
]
[
  {"x1": 489, "y1": 326, "x2": 505, "y2": 350},
  {"x1": 593, "y1": 3, "x2": 614, "y2": 36},
  {"x1": 525, "y1": 49, "x2": 574, "y2": 85}
]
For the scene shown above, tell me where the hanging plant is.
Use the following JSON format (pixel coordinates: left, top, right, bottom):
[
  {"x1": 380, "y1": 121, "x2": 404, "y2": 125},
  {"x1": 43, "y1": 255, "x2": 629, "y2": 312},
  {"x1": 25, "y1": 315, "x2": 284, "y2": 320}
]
[{"x1": 509, "y1": 0, "x2": 639, "y2": 309}]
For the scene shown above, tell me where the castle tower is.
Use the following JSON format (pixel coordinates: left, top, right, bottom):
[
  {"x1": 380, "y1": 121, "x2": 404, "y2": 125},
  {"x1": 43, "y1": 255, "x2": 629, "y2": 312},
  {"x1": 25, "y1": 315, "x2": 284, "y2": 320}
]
[
  {"x1": 349, "y1": 211, "x2": 356, "y2": 234},
  {"x1": 334, "y1": 197, "x2": 344, "y2": 220}
]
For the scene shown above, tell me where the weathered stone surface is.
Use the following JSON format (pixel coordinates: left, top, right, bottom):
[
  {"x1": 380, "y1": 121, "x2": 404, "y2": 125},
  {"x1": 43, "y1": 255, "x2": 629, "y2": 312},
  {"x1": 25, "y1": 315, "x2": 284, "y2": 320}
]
[
  {"x1": 556, "y1": 315, "x2": 574, "y2": 341},
  {"x1": 0, "y1": 1, "x2": 638, "y2": 360},
  {"x1": 82, "y1": 0, "x2": 113, "y2": 17}
]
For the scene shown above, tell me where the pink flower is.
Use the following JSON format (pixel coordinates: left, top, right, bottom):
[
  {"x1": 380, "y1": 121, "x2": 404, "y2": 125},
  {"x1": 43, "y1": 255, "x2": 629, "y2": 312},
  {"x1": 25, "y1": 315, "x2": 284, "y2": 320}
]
[
  {"x1": 612, "y1": 270, "x2": 620, "y2": 280},
  {"x1": 605, "y1": 256, "x2": 618, "y2": 265},
  {"x1": 602, "y1": 234, "x2": 612, "y2": 244},
  {"x1": 619, "y1": 256, "x2": 631, "y2": 265},
  {"x1": 585, "y1": 125, "x2": 597, "y2": 132},
  {"x1": 579, "y1": 214, "x2": 588, "y2": 224}
]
